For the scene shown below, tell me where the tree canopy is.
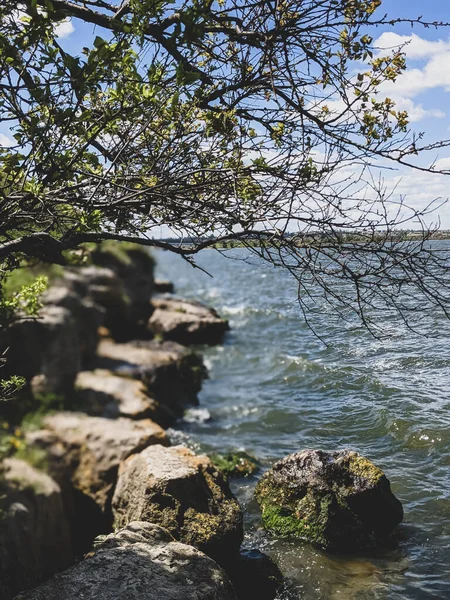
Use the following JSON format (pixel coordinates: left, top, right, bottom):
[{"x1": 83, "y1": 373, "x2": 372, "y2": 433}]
[{"x1": 1, "y1": 0, "x2": 450, "y2": 338}]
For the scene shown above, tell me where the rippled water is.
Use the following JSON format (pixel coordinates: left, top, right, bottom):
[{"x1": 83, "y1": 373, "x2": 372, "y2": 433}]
[{"x1": 155, "y1": 247, "x2": 450, "y2": 600}]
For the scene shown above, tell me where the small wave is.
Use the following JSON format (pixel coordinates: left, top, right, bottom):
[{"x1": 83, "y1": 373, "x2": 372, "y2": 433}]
[{"x1": 183, "y1": 407, "x2": 212, "y2": 424}]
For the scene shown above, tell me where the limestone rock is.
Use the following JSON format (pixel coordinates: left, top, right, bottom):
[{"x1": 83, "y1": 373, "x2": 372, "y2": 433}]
[
  {"x1": 0, "y1": 459, "x2": 72, "y2": 600},
  {"x1": 255, "y1": 449, "x2": 403, "y2": 551},
  {"x1": 63, "y1": 266, "x2": 131, "y2": 341},
  {"x1": 96, "y1": 339, "x2": 206, "y2": 423},
  {"x1": 4, "y1": 305, "x2": 80, "y2": 395},
  {"x1": 29, "y1": 412, "x2": 168, "y2": 513},
  {"x1": 74, "y1": 370, "x2": 159, "y2": 421},
  {"x1": 112, "y1": 445, "x2": 243, "y2": 562},
  {"x1": 148, "y1": 297, "x2": 229, "y2": 345},
  {"x1": 15, "y1": 521, "x2": 237, "y2": 600}
]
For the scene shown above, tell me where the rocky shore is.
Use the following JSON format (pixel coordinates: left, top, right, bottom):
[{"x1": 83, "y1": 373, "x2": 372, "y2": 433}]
[{"x1": 0, "y1": 243, "x2": 403, "y2": 600}]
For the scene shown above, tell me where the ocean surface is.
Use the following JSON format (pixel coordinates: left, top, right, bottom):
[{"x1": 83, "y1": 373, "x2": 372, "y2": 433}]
[{"x1": 155, "y1": 247, "x2": 450, "y2": 600}]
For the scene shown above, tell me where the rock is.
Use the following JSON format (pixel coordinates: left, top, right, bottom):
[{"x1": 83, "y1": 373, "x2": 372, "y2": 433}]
[
  {"x1": 255, "y1": 449, "x2": 403, "y2": 551},
  {"x1": 210, "y1": 452, "x2": 259, "y2": 479},
  {"x1": 74, "y1": 370, "x2": 160, "y2": 421},
  {"x1": 96, "y1": 339, "x2": 206, "y2": 424},
  {"x1": 15, "y1": 521, "x2": 237, "y2": 600},
  {"x1": 224, "y1": 549, "x2": 283, "y2": 600},
  {"x1": 90, "y1": 243, "x2": 155, "y2": 337},
  {"x1": 0, "y1": 459, "x2": 72, "y2": 600},
  {"x1": 42, "y1": 285, "x2": 104, "y2": 365},
  {"x1": 112, "y1": 445, "x2": 243, "y2": 562},
  {"x1": 27, "y1": 413, "x2": 167, "y2": 552},
  {"x1": 62, "y1": 266, "x2": 131, "y2": 342},
  {"x1": 4, "y1": 305, "x2": 81, "y2": 395},
  {"x1": 153, "y1": 279, "x2": 174, "y2": 293},
  {"x1": 148, "y1": 297, "x2": 229, "y2": 345}
]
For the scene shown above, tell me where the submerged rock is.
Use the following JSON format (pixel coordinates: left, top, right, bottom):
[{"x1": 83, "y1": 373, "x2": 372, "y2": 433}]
[
  {"x1": 255, "y1": 449, "x2": 403, "y2": 551},
  {"x1": 210, "y1": 451, "x2": 259, "y2": 479},
  {"x1": 224, "y1": 549, "x2": 283, "y2": 600},
  {"x1": 148, "y1": 297, "x2": 229, "y2": 345},
  {"x1": 0, "y1": 459, "x2": 72, "y2": 600},
  {"x1": 96, "y1": 339, "x2": 206, "y2": 424},
  {"x1": 112, "y1": 445, "x2": 243, "y2": 562},
  {"x1": 15, "y1": 521, "x2": 237, "y2": 600}
]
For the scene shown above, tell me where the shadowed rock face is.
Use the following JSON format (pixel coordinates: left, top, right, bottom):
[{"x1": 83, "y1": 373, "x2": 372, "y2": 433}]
[
  {"x1": 148, "y1": 297, "x2": 229, "y2": 345},
  {"x1": 14, "y1": 522, "x2": 238, "y2": 600},
  {"x1": 255, "y1": 449, "x2": 403, "y2": 552},
  {"x1": 0, "y1": 459, "x2": 72, "y2": 600},
  {"x1": 95, "y1": 339, "x2": 206, "y2": 424},
  {"x1": 112, "y1": 445, "x2": 243, "y2": 563}
]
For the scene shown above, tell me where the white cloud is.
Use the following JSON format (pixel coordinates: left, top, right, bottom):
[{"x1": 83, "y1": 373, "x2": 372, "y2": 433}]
[
  {"x1": 0, "y1": 133, "x2": 14, "y2": 147},
  {"x1": 375, "y1": 32, "x2": 450, "y2": 60},
  {"x1": 54, "y1": 19, "x2": 74, "y2": 39}
]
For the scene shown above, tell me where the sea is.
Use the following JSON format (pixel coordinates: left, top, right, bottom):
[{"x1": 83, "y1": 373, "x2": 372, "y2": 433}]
[{"x1": 155, "y1": 246, "x2": 450, "y2": 600}]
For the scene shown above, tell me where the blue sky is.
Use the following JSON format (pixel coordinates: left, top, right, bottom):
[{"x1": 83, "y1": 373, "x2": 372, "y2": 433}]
[{"x1": 2, "y1": 1, "x2": 450, "y2": 228}]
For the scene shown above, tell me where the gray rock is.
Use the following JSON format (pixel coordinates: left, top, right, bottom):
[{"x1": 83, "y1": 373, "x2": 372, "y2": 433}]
[
  {"x1": 255, "y1": 449, "x2": 404, "y2": 551},
  {"x1": 112, "y1": 445, "x2": 243, "y2": 562},
  {"x1": 74, "y1": 370, "x2": 159, "y2": 421},
  {"x1": 15, "y1": 521, "x2": 237, "y2": 600},
  {"x1": 96, "y1": 339, "x2": 206, "y2": 424},
  {"x1": 0, "y1": 459, "x2": 72, "y2": 600},
  {"x1": 148, "y1": 297, "x2": 229, "y2": 345}
]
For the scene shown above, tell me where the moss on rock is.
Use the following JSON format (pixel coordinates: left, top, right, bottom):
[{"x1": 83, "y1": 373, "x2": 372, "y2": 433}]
[
  {"x1": 255, "y1": 449, "x2": 403, "y2": 551},
  {"x1": 210, "y1": 451, "x2": 259, "y2": 479}
]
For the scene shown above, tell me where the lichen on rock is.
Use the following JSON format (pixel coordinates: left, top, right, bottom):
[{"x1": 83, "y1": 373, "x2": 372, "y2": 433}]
[{"x1": 255, "y1": 449, "x2": 403, "y2": 551}]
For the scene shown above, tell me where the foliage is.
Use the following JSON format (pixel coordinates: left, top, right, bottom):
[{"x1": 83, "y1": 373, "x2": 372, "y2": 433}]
[{"x1": 0, "y1": 0, "x2": 449, "y2": 341}]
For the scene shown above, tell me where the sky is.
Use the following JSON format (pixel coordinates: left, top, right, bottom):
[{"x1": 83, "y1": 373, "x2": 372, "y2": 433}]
[{"x1": 2, "y1": 0, "x2": 450, "y2": 229}]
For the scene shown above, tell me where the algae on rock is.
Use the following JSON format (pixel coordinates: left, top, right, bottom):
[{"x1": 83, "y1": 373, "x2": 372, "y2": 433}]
[{"x1": 255, "y1": 449, "x2": 403, "y2": 551}]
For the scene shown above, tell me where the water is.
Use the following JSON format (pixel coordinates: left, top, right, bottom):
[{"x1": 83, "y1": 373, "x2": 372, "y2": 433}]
[{"x1": 155, "y1": 247, "x2": 450, "y2": 600}]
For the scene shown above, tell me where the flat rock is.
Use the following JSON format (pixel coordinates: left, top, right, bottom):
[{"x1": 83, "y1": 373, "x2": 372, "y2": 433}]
[
  {"x1": 112, "y1": 445, "x2": 243, "y2": 562},
  {"x1": 96, "y1": 339, "x2": 206, "y2": 423},
  {"x1": 74, "y1": 370, "x2": 159, "y2": 421},
  {"x1": 0, "y1": 459, "x2": 72, "y2": 600},
  {"x1": 15, "y1": 521, "x2": 237, "y2": 600},
  {"x1": 255, "y1": 449, "x2": 403, "y2": 551},
  {"x1": 148, "y1": 298, "x2": 229, "y2": 345}
]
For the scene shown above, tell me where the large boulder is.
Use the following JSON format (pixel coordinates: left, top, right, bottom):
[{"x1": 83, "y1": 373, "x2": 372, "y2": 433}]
[
  {"x1": 96, "y1": 339, "x2": 206, "y2": 424},
  {"x1": 255, "y1": 449, "x2": 403, "y2": 552},
  {"x1": 148, "y1": 297, "x2": 229, "y2": 345},
  {"x1": 27, "y1": 412, "x2": 168, "y2": 552},
  {"x1": 112, "y1": 445, "x2": 243, "y2": 562},
  {"x1": 0, "y1": 459, "x2": 72, "y2": 600},
  {"x1": 74, "y1": 370, "x2": 160, "y2": 421},
  {"x1": 15, "y1": 521, "x2": 238, "y2": 600}
]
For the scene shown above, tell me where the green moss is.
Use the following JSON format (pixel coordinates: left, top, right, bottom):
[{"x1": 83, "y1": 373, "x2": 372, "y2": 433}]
[
  {"x1": 210, "y1": 451, "x2": 259, "y2": 478},
  {"x1": 14, "y1": 446, "x2": 49, "y2": 472}
]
